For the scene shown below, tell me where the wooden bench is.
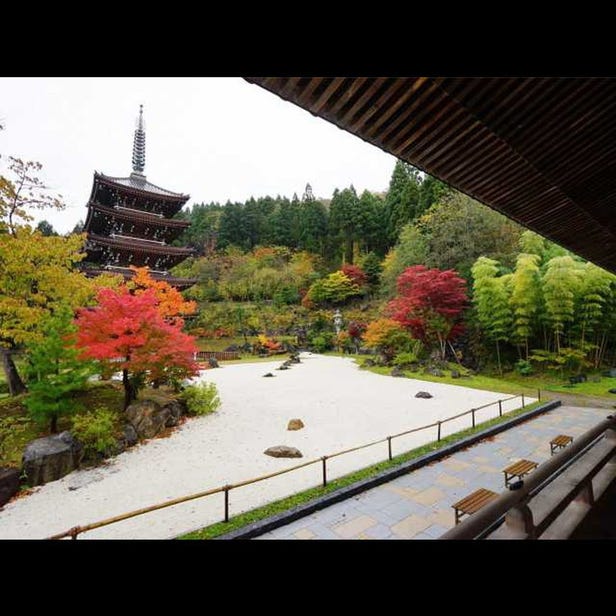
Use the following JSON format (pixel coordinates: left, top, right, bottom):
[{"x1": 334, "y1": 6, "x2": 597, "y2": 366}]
[
  {"x1": 452, "y1": 488, "x2": 499, "y2": 525},
  {"x1": 502, "y1": 459, "x2": 538, "y2": 487},
  {"x1": 550, "y1": 434, "x2": 573, "y2": 456}
]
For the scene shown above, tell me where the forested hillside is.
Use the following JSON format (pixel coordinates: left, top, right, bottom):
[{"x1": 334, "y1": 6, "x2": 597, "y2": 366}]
[{"x1": 171, "y1": 161, "x2": 616, "y2": 376}]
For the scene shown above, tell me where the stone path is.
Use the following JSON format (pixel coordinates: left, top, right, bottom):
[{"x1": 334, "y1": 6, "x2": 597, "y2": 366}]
[{"x1": 255, "y1": 405, "x2": 609, "y2": 540}]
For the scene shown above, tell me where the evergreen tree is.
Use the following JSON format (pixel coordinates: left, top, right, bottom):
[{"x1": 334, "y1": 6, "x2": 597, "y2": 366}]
[
  {"x1": 298, "y1": 197, "x2": 328, "y2": 254},
  {"x1": 328, "y1": 186, "x2": 360, "y2": 264},
  {"x1": 384, "y1": 161, "x2": 421, "y2": 244},
  {"x1": 35, "y1": 219, "x2": 57, "y2": 236},
  {"x1": 24, "y1": 307, "x2": 95, "y2": 433}
]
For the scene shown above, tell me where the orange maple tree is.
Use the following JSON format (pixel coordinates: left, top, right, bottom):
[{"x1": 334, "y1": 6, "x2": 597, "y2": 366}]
[
  {"x1": 75, "y1": 287, "x2": 199, "y2": 410},
  {"x1": 128, "y1": 266, "x2": 197, "y2": 323}
]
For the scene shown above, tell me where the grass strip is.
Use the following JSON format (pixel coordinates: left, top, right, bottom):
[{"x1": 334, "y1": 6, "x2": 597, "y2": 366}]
[{"x1": 179, "y1": 400, "x2": 542, "y2": 539}]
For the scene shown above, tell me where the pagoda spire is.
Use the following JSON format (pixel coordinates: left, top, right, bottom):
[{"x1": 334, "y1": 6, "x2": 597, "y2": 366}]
[{"x1": 131, "y1": 104, "x2": 146, "y2": 176}]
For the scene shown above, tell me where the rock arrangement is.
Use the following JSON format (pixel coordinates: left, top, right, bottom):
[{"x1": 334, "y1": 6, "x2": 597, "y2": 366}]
[
  {"x1": 0, "y1": 467, "x2": 20, "y2": 507},
  {"x1": 263, "y1": 372, "x2": 275, "y2": 377},
  {"x1": 415, "y1": 391, "x2": 433, "y2": 399},
  {"x1": 4, "y1": 397, "x2": 192, "y2": 497},
  {"x1": 125, "y1": 399, "x2": 187, "y2": 441},
  {"x1": 264, "y1": 445, "x2": 303, "y2": 458},
  {"x1": 22, "y1": 431, "x2": 84, "y2": 487}
]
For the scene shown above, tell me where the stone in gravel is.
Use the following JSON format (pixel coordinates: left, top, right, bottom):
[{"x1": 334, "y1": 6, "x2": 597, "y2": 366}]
[
  {"x1": 163, "y1": 400, "x2": 184, "y2": 428},
  {"x1": 22, "y1": 432, "x2": 83, "y2": 486},
  {"x1": 287, "y1": 419, "x2": 304, "y2": 431},
  {"x1": 264, "y1": 446, "x2": 303, "y2": 458},
  {"x1": 123, "y1": 424, "x2": 138, "y2": 447},
  {"x1": 0, "y1": 467, "x2": 20, "y2": 506},
  {"x1": 277, "y1": 365, "x2": 290, "y2": 370},
  {"x1": 125, "y1": 400, "x2": 171, "y2": 440},
  {"x1": 415, "y1": 391, "x2": 433, "y2": 399},
  {"x1": 263, "y1": 373, "x2": 275, "y2": 377}
]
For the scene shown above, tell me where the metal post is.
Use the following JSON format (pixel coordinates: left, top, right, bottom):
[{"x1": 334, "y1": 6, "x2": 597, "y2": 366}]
[
  {"x1": 387, "y1": 436, "x2": 392, "y2": 460},
  {"x1": 223, "y1": 486, "x2": 230, "y2": 522},
  {"x1": 472, "y1": 409, "x2": 476, "y2": 429},
  {"x1": 437, "y1": 421, "x2": 441, "y2": 442},
  {"x1": 522, "y1": 394, "x2": 525, "y2": 408},
  {"x1": 498, "y1": 400, "x2": 502, "y2": 417},
  {"x1": 321, "y1": 456, "x2": 328, "y2": 487}
]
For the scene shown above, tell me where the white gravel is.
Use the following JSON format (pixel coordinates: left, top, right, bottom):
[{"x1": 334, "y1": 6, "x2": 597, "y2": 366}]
[{"x1": 0, "y1": 354, "x2": 532, "y2": 539}]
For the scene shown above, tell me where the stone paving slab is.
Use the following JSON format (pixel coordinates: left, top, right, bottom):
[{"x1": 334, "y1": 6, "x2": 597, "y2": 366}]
[{"x1": 256, "y1": 405, "x2": 608, "y2": 540}]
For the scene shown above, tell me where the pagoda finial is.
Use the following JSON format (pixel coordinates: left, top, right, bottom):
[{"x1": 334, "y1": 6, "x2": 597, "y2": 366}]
[{"x1": 131, "y1": 104, "x2": 146, "y2": 176}]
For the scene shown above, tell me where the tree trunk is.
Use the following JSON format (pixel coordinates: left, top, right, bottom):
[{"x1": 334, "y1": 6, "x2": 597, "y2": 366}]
[
  {"x1": 0, "y1": 347, "x2": 27, "y2": 396},
  {"x1": 496, "y1": 339, "x2": 502, "y2": 376},
  {"x1": 122, "y1": 368, "x2": 134, "y2": 411},
  {"x1": 50, "y1": 414, "x2": 58, "y2": 434},
  {"x1": 345, "y1": 236, "x2": 354, "y2": 265}
]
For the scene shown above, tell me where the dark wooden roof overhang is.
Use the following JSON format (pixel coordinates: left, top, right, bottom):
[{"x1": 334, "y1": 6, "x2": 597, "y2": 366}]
[
  {"x1": 86, "y1": 202, "x2": 191, "y2": 230},
  {"x1": 87, "y1": 233, "x2": 194, "y2": 257},
  {"x1": 93, "y1": 172, "x2": 190, "y2": 204},
  {"x1": 245, "y1": 77, "x2": 616, "y2": 273}
]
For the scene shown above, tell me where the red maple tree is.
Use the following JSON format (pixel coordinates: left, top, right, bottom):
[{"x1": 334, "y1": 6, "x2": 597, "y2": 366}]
[
  {"x1": 387, "y1": 265, "x2": 468, "y2": 359},
  {"x1": 75, "y1": 287, "x2": 199, "y2": 410},
  {"x1": 341, "y1": 264, "x2": 368, "y2": 288}
]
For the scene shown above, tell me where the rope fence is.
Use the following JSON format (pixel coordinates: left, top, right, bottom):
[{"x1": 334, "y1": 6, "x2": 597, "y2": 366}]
[{"x1": 48, "y1": 390, "x2": 539, "y2": 539}]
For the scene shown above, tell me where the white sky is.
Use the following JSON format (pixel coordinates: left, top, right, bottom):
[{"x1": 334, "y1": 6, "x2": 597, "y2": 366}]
[{"x1": 0, "y1": 77, "x2": 397, "y2": 234}]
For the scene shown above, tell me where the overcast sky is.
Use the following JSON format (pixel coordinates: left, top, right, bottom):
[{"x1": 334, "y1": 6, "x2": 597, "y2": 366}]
[{"x1": 0, "y1": 77, "x2": 397, "y2": 234}]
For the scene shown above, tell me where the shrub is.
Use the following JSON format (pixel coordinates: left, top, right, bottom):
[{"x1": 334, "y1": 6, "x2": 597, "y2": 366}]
[
  {"x1": 309, "y1": 333, "x2": 334, "y2": 353},
  {"x1": 0, "y1": 416, "x2": 30, "y2": 461},
  {"x1": 71, "y1": 408, "x2": 118, "y2": 458},
  {"x1": 515, "y1": 359, "x2": 533, "y2": 376},
  {"x1": 181, "y1": 382, "x2": 221, "y2": 416},
  {"x1": 393, "y1": 352, "x2": 419, "y2": 368}
]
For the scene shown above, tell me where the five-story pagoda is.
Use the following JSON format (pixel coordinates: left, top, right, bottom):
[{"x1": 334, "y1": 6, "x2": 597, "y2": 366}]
[{"x1": 82, "y1": 106, "x2": 195, "y2": 290}]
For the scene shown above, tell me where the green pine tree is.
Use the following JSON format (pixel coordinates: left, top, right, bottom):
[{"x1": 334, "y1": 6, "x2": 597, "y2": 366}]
[{"x1": 24, "y1": 307, "x2": 95, "y2": 433}]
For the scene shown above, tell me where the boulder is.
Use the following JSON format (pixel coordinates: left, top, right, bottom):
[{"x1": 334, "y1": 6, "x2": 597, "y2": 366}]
[
  {"x1": 287, "y1": 419, "x2": 304, "y2": 431},
  {"x1": 123, "y1": 423, "x2": 138, "y2": 447},
  {"x1": 264, "y1": 446, "x2": 303, "y2": 458},
  {"x1": 277, "y1": 365, "x2": 290, "y2": 371},
  {"x1": 22, "y1": 431, "x2": 83, "y2": 487},
  {"x1": 289, "y1": 354, "x2": 301, "y2": 364},
  {"x1": 609, "y1": 389, "x2": 616, "y2": 394},
  {"x1": 390, "y1": 366, "x2": 405, "y2": 377},
  {"x1": 363, "y1": 359, "x2": 375, "y2": 367},
  {"x1": 415, "y1": 391, "x2": 433, "y2": 399},
  {"x1": 263, "y1": 372, "x2": 275, "y2": 378},
  {"x1": 427, "y1": 367, "x2": 443, "y2": 377},
  {"x1": 451, "y1": 370, "x2": 460, "y2": 378},
  {"x1": 208, "y1": 356, "x2": 220, "y2": 368},
  {"x1": 163, "y1": 400, "x2": 184, "y2": 427},
  {"x1": 0, "y1": 467, "x2": 20, "y2": 506},
  {"x1": 125, "y1": 400, "x2": 171, "y2": 440},
  {"x1": 610, "y1": 368, "x2": 616, "y2": 378}
]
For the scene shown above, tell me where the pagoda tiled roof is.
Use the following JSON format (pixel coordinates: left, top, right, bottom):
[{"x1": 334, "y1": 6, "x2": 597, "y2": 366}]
[
  {"x1": 87, "y1": 202, "x2": 190, "y2": 228},
  {"x1": 96, "y1": 172, "x2": 189, "y2": 201},
  {"x1": 87, "y1": 233, "x2": 194, "y2": 256}
]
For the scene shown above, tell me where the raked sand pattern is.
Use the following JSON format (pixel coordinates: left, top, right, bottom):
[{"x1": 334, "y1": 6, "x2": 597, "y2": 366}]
[{"x1": 0, "y1": 354, "x2": 531, "y2": 539}]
